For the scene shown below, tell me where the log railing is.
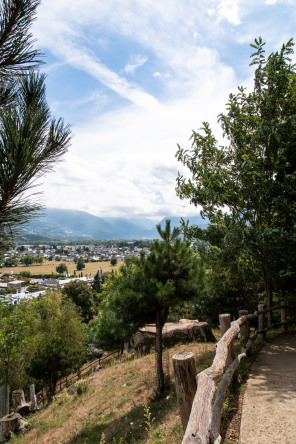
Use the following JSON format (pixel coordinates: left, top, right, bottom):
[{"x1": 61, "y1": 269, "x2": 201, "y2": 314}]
[
  {"x1": 39, "y1": 349, "x2": 121, "y2": 402},
  {"x1": 175, "y1": 301, "x2": 291, "y2": 444}
]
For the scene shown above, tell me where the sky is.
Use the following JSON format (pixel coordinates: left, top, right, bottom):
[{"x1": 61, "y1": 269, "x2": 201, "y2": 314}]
[{"x1": 31, "y1": 0, "x2": 296, "y2": 221}]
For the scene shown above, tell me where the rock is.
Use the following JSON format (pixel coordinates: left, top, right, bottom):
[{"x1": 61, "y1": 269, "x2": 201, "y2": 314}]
[
  {"x1": 87, "y1": 344, "x2": 104, "y2": 359},
  {"x1": 92, "y1": 348, "x2": 104, "y2": 359},
  {"x1": 132, "y1": 320, "x2": 216, "y2": 355}
]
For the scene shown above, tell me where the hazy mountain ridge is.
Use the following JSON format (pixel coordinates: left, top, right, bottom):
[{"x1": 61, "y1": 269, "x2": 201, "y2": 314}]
[{"x1": 19, "y1": 208, "x2": 208, "y2": 241}]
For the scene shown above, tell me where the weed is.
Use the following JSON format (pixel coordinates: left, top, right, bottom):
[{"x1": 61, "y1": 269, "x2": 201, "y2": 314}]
[
  {"x1": 143, "y1": 403, "x2": 164, "y2": 444},
  {"x1": 52, "y1": 391, "x2": 71, "y2": 406},
  {"x1": 75, "y1": 380, "x2": 88, "y2": 396},
  {"x1": 99, "y1": 432, "x2": 106, "y2": 444}
]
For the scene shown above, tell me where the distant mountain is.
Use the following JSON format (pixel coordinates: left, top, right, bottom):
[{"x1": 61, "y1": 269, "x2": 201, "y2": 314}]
[
  {"x1": 21, "y1": 208, "x2": 122, "y2": 241},
  {"x1": 19, "y1": 208, "x2": 208, "y2": 241},
  {"x1": 103, "y1": 217, "x2": 154, "y2": 236}
]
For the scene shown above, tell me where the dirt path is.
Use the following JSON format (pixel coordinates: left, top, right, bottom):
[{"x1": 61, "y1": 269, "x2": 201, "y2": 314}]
[{"x1": 239, "y1": 334, "x2": 296, "y2": 444}]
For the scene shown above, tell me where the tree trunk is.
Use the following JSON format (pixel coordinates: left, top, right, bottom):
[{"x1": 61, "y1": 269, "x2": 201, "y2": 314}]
[
  {"x1": 49, "y1": 370, "x2": 58, "y2": 397},
  {"x1": 261, "y1": 266, "x2": 272, "y2": 326}
]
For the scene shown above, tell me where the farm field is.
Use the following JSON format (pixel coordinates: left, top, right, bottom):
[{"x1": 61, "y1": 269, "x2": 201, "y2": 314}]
[{"x1": 1, "y1": 260, "x2": 124, "y2": 276}]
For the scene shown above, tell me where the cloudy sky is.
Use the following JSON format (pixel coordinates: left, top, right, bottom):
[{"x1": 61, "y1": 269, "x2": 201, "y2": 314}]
[{"x1": 32, "y1": 0, "x2": 296, "y2": 220}]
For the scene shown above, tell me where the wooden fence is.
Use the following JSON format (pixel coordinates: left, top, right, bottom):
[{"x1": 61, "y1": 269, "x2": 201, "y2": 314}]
[
  {"x1": 39, "y1": 349, "x2": 121, "y2": 401},
  {"x1": 174, "y1": 301, "x2": 293, "y2": 444}
]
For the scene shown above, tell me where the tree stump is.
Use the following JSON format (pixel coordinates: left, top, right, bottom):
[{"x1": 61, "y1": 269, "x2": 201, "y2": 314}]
[
  {"x1": 172, "y1": 352, "x2": 197, "y2": 431},
  {"x1": 0, "y1": 413, "x2": 28, "y2": 442},
  {"x1": 12, "y1": 390, "x2": 30, "y2": 416}
]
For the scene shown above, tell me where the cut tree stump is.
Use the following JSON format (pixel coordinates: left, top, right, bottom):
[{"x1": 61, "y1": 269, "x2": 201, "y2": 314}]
[
  {"x1": 0, "y1": 412, "x2": 28, "y2": 442},
  {"x1": 173, "y1": 352, "x2": 197, "y2": 431},
  {"x1": 12, "y1": 390, "x2": 30, "y2": 416}
]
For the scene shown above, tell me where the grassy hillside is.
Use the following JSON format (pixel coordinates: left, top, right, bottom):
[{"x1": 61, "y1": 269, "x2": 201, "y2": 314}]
[{"x1": 10, "y1": 341, "x2": 218, "y2": 444}]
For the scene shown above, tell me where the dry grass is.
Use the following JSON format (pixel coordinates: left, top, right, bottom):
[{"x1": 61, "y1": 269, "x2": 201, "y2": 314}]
[
  {"x1": 10, "y1": 340, "x2": 218, "y2": 444},
  {"x1": 1, "y1": 261, "x2": 124, "y2": 277}
]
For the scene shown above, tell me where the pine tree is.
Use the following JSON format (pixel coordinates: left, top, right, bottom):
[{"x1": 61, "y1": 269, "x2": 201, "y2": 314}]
[
  {"x1": 0, "y1": 1, "x2": 72, "y2": 252},
  {"x1": 93, "y1": 220, "x2": 202, "y2": 394}
]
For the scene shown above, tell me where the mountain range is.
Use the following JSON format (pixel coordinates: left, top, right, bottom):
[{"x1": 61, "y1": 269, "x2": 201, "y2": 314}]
[{"x1": 19, "y1": 208, "x2": 208, "y2": 241}]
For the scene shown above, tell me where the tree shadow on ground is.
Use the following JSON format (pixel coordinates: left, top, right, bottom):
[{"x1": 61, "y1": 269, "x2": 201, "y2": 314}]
[{"x1": 66, "y1": 390, "x2": 179, "y2": 444}]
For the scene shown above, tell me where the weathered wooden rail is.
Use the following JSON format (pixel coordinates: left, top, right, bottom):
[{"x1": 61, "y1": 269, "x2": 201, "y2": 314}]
[
  {"x1": 173, "y1": 301, "x2": 293, "y2": 444},
  {"x1": 39, "y1": 349, "x2": 121, "y2": 402}
]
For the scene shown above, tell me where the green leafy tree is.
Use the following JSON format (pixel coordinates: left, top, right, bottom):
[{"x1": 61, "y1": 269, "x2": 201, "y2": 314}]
[
  {"x1": 110, "y1": 257, "x2": 117, "y2": 266},
  {"x1": 56, "y1": 263, "x2": 68, "y2": 274},
  {"x1": 26, "y1": 294, "x2": 86, "y2": 396},
  {"x1": 0, "y1": 1, "x2": 72, "y2": 253},
  {"x1": 0, "y1": 300, "x2": 40, "y2": 394},
  {"x1": 93, "y1": 221, "x2": 203, "y2": 394},
  {"x1": 22, "y1": 254, "x2": 33, "y2": 266},
  {"x1": 76, "y1": 257, "x2": 85, "y2": 271},
  {"x1": 62, "y1": 279, "x2": 96, "y2": 323},
  {"x1": 4, "y1": 257, "x2": 18, "y2": 267},
  {"x1": 176, "y1": 38, "x2": 296, "y2": 320},
  {"x1": 92, "y1": 271, "x2": 103, "y2": 293}
]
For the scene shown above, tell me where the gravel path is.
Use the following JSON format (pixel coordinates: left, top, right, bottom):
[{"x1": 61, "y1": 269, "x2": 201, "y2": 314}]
[{"x1": 239, "y1": 334, "x2": 296, "y2": 444}]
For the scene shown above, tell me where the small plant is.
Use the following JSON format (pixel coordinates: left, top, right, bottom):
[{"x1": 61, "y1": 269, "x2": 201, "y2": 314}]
[
  {"x1": 52, "y1": 391, "x2": 70, "y2": 406},
  {"x1": 144, "y1": 403, "x2": 164, "y2": 444},
  {"x1": 144, "y1": 403, "x2": 155, "y2": 434},
  {"x1": 99, "y1": 432, "x2": 106, "y2": 444},
  {"x1": 75, "y1": 380, "x2": 88, "y2": 396}
]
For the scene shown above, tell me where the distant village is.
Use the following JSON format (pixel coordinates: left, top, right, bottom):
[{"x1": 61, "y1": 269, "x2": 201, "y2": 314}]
[{"x1": 0, "y1": 241, "x2": 151, "y2": 305}]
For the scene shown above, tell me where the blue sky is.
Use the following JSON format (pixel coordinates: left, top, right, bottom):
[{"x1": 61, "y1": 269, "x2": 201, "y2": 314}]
[{"x1": 31, "y1": 0, "x2": 296, "y2": 220}]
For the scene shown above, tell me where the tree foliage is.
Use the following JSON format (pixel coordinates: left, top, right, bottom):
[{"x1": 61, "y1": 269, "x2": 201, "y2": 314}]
[
  {"x1": 76, "y1": 257, "x2": 85, "y2": 271},
  {"x1": 176, "y1": 38, "x2": 296, "y2": 314},
  {"x1": 91, "y1": 220, "x2": 203, "y2": 394},
  {"x1": 26, "y1": 293, "x2": 86, "y2": 395},
  {"x1": 110, "y1": 257, "x2": 117, "y2": 266},
  {"x1": 0, "y1": 300, "x2": 39, "y2": 392},
  {"x1": 62, "y1": 279, "x2": 96, "y2": 323},
  {"x1": 0, "y1": 1, "x2": 72, "y2": 252},
  {"x1": 56, "y1": 263, "x2": 68, "y2": 274}
]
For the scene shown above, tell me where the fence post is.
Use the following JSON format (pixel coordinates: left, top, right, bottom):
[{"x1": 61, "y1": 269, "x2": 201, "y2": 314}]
[
  {"x1": 258, "y1": 304, "x2": 266, "y2": 339},
  {"x1": 219, "y1": 314, "x2": 231, "y2": 337},
  {"x1": 172, "y1": 352, "x2": 197, "y2": 431},
  {"x1": 219, "y1": 314, "x2": 234, "y2": 368},
  {"x1": 281, "y1": 301, "x2": 287, "y2": 333},
  {"x1": 238, "y1": 310, "x2": 249, "y2": 346}
]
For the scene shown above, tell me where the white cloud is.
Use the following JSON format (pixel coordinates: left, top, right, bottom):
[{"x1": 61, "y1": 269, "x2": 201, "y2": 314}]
[
  {"x1": 123, "y1": 55, "x2": 148, "y2": 74},
  {"x1": 215, "y1": 0, "x2": 242, "y2": 25},
  {"x1": 31, "y1": 0, "x2": 296, "y2": 219}
]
